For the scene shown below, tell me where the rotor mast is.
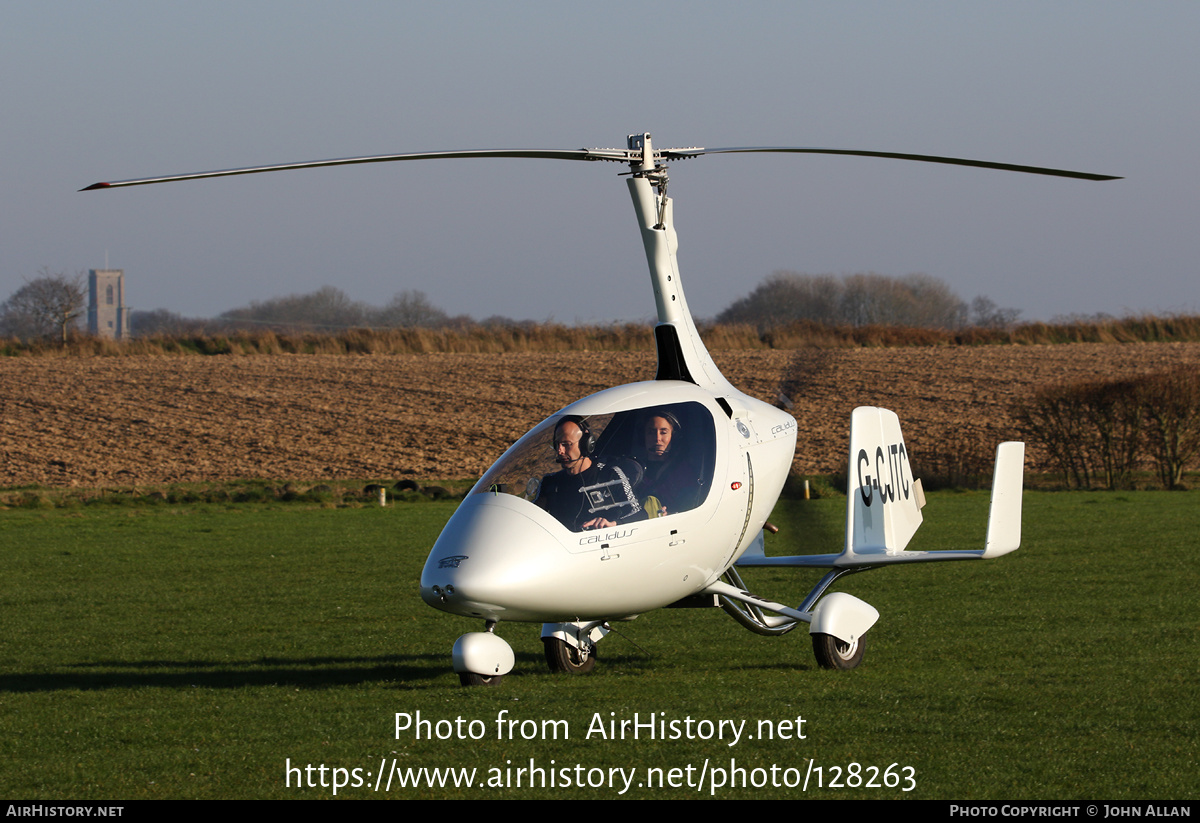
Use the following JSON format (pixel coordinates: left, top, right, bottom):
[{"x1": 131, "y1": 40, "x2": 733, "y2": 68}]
[{"x1": 625, "y1": 133, "x2": 738, "y2": 394}]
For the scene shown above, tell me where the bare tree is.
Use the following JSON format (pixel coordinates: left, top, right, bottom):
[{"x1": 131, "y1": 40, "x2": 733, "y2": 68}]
[
  {"x1": 717, "y1": 272, "x2": 842, "y2": 328},
  {"x1": 130, "y1": 308, "x2": 214, "y2": 337},
  {"x1": 1140, "y1": 367, "x2": 1200, "y2": 489},
  {"x1": 372, "y1": 289, "x2": 450, "y2": 328},
  {"x1": 1076, "y1": 377, "x2": 1145, "y2": 490},
  {"x1": 219, "y1": 286, "x2": 368, "y2": 331},
  {"x1": 0, "y1": 268, "x2": 87, "y2": 344},
  {"x1": 1013, "y1": 383, "x2": 1096, "y2": 489},
  {"x1": 1016, "y1": 369, "x2": 1200, "y2": 490},
  {"x1": 717, "y1": 271, "x2": 968, "y2": 330},
  {"x1": 213, "y1": 286, "x2": 454, "y2": 332},
  {"x1": 971, "y1": 296, "x2": 1022, "y2": 329}
]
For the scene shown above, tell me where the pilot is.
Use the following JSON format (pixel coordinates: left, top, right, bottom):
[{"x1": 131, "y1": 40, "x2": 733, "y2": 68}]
[
  {"x1": 638, "y1": 409, "x2": 705, "y2": 517},
  {"x1": 534, "y1": 416, "x2": 643, "y2": 531}
]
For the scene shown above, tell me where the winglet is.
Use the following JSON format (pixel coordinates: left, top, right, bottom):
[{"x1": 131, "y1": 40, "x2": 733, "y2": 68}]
[{"x1": 982, "y1": 441, "x2": 1024, "y2": 558}]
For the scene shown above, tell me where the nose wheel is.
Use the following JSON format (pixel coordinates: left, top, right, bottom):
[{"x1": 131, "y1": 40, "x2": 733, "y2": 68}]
[
  {"x1": 453, "y1": 623, "x2": 515, "y2": 687},
  {"x1": 458, "y1": 671, "x2": 504, "y2": 687}
]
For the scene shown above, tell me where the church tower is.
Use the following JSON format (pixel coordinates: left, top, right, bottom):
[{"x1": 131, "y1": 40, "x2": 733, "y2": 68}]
[{"x1": 88, "y1": 269, "x2": 129, "y2": 339}]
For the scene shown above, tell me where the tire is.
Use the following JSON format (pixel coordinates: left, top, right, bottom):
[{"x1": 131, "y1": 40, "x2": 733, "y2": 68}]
[
  {"x1": 458, "y1": 672, "x2": 504, "y2": 687},
  {"x1": 543, "y1": 637, "x2": 596, "y2": 675},
  {"x1": 812, "y1": 633, "x2": 866, "y2": 670}
]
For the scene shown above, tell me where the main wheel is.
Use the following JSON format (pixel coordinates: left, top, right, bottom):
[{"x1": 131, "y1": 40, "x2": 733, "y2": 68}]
[
  {"x1": 812, "y1": 633, "x2": 866, "y2": 670},
  {"x1": 543, "y1": 637, "x2": 596, "y2": 675},
  {"x1": 459, "y1": 671, "x2": 504, "y2": 687}
]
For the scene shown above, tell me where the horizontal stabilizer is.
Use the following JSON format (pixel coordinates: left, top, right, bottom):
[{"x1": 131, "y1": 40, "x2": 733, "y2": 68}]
[{"x1": 737, "y1": 433, "x2": 1025, "y2": 570}]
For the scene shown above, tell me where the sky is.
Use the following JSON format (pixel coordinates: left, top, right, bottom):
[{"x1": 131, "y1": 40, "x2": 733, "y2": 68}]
[{"x1": 2, "y1": 1, "x2": 1196, "y2": 325}]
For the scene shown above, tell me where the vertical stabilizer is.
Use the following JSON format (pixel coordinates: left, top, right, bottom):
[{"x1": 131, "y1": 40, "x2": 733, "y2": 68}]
[{"x1": 845, "y1": 407, "x2": 923, "y2": 555}]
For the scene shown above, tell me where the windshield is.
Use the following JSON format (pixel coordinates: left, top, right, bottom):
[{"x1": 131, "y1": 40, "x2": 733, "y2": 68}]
[{"x1": 473, "y1": 401, "x2": 716, "y2": 532}]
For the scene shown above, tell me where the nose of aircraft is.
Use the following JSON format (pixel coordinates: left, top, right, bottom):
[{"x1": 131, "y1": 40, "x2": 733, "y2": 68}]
[{"x1": 420, "y1": 494, "x2": 569, "y2": 623}]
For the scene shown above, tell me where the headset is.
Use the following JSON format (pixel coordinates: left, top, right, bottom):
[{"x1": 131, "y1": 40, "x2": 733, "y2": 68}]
[
  {"x1": 644, "y1": 408, "x2": 682, "y2": 435},
  {"x1": 554, "y1": 415, "x2": 595, "y2": 456}
]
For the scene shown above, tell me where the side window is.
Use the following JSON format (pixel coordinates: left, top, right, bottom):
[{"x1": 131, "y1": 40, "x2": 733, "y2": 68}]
[{"x1": 624, "y1": 403, "x2": 714, "y2": 518}]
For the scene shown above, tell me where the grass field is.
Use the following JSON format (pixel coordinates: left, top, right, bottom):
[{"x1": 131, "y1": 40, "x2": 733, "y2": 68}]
[{"x1": 0, "y1": 491, "x2": 1195, "y2": 799}]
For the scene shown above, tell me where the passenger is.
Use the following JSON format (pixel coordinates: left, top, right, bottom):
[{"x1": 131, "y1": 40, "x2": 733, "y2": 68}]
[
  {"x1": 534, "y1": 416, "x2": 643, "y2": 531},
  {"x1": 639, "y1": 410, "x2": 705, "y2": 517}
]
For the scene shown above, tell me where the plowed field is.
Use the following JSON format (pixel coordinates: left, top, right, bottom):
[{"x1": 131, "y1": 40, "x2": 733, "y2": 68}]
[{"x1": 3, "y1": 343, "x2": 1199, "y2": 487}]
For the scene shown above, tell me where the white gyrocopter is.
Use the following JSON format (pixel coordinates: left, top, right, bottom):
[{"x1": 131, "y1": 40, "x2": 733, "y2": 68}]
[{"x1": 84, "y1": 132, "x2": 1118, "y2": 685}]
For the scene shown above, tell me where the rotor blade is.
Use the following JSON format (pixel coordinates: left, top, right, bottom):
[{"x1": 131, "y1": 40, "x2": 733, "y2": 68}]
[
  {"x1": 691, "y1": 146, "x2": 1121, "y2": 181},
  {"x1": 79, "y1": 147, "x2": 632, "y2": 191},
  {"x1": 81, "y1": 142, "x2": 1120, "y2": 191}
]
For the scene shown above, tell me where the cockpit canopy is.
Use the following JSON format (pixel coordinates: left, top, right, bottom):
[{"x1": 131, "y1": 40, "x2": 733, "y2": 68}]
[{"x1": 472, "y1": 400, "x2": 717, "y2": 532}]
